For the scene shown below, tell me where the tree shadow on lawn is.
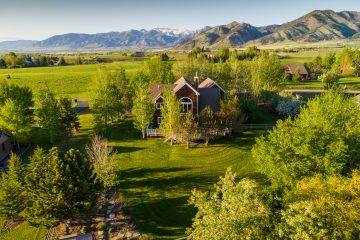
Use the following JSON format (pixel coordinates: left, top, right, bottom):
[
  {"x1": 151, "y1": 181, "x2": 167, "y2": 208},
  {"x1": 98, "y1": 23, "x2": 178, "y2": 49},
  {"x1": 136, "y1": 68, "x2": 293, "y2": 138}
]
[
  {"x1": 112, "y1": 146, "x2": 145, "y2": 154},
  {"x1": 117, "y1": 169, "x2": 216, "y2": 238}
]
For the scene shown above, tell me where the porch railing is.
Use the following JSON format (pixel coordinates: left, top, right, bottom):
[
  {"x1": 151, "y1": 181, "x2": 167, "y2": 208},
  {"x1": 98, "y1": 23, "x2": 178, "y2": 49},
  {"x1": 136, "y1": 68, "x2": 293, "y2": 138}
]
[{"x1": 146, "y1": 128, "x2": 162, "y2": 136}]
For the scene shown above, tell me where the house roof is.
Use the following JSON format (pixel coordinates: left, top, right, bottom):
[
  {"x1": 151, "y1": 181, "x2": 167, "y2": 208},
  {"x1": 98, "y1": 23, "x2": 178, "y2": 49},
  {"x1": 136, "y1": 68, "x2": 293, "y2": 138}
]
[
  {"x1": 149, "y1": 77, "x2": 224, "y2": 105},
  {"x1": 198, "y1": 78, "x2": 225, "y2": 93},
  {"x1": 198, "y1": 88, "x2": 221, "y2": 112},
  {"x1": 283, "y1": 63, "x2": 309, "y2": 75},
  {"x1": 149, "y1": 84, "x2": 176, "y2": 102}
]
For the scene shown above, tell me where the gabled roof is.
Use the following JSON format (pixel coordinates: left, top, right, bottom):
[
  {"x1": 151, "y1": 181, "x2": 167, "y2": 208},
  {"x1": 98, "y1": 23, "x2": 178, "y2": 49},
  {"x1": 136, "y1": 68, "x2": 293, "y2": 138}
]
[
  {"x1": 283, "y1": 63, "x2": 309, "y2": 75},
  {"x1": 149, "y1": 77, "x2": 200, "y2": 102},
  {"x1": 198, "y1": 78, "x2": 225, "y2": 93},
  {"x1": 173, "y1": 77, "x2": 200, "y2": 96},
  {"x1": 149, "y1": 84, "x2": 176, "y2": 102}
]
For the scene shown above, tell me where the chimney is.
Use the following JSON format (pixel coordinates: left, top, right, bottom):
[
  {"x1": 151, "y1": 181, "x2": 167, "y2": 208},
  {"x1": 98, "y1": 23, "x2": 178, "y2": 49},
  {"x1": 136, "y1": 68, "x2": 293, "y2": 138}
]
[{"x1": 194, "y1": 72, "x2": 199, "y2": 89}]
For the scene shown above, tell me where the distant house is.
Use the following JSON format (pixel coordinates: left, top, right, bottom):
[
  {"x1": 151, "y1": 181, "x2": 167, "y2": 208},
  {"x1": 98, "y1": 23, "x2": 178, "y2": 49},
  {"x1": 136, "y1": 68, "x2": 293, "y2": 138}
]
[
  {"x1": 283, "y1": 63, "x2": 310, "y2": 80},
  {"x1": 134, "y1": 51, "x2": 145, "y2": 57},
  {"x1": 0, "y1": 132, "x2": 12, "y2": 162},
  {"x1": 149, "y1": 74, "x2": 225, "y2": 128}
]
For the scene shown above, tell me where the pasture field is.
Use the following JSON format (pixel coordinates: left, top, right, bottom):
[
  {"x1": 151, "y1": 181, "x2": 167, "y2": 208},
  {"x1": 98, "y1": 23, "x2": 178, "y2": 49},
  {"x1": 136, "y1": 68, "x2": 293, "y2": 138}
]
[{"x1": 0, "y1": 61, "x2": 144, "y2": 99}]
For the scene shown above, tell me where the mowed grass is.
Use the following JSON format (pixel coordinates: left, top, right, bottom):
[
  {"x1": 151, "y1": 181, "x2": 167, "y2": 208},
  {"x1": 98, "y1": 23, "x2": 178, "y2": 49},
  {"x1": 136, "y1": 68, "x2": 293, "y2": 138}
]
[
  {"x1": 0, "y1": 62, "x2": 143, "y2": 99},
  {"x1": 104, "y1": 120, "x2": 267, "y2": 239}
]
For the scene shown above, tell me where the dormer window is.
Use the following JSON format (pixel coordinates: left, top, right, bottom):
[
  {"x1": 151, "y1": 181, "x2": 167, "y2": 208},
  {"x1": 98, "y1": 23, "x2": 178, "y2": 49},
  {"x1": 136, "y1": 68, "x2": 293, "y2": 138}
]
[{"x1": 180, "y1": 97, "x2": 192, "y2": 113}]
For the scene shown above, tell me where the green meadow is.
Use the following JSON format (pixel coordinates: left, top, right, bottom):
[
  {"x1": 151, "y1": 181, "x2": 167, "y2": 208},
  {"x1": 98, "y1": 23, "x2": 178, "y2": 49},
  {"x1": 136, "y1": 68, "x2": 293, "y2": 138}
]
[{"x1": 0, "y1": 62, "x2": 144, "y2": 99}]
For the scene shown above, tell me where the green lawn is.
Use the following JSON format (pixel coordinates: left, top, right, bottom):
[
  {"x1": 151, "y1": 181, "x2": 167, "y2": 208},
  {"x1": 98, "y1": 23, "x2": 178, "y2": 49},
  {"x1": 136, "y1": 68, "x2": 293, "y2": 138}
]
[
  {"x1": 0, "y1": 62, "x2": 143, "y2": 99},
  {"x1": 284, "y1": 77, "x2": 360, "y2": 90},
  {"x1": 104, "y1": 120, "x2": 267, "y2": 239},
  {"x1": 0, "y1": 221, "x2": 47, "y2": 240}
]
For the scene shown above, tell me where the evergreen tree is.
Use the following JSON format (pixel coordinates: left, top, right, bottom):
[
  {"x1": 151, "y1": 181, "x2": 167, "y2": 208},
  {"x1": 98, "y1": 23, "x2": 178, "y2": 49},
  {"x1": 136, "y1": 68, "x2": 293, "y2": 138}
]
[
  {"x1": 59, "y1": 97, "x2": 80, "y2": 137},
  {"x1": 132, "y1": 73, "x2": 153, "y2": 138},
  {"x1": 115, "y1": 66, "x2": 133, "y2": 112},
  {"x1": 0, "y1": 99, "x2": 32, "y2": 149},
  {"x1": 160, "y1": 88, "x2": 180, "y2": 145},
  {"x1": 35, "y1": 88, "x2": 63, "y2": 143},
  {"x1": 0, "y1": 154, "x2": 25, "y2": 220},
  {"x1": 25, "y1": 148, "x2": 99, "y2": 227}
]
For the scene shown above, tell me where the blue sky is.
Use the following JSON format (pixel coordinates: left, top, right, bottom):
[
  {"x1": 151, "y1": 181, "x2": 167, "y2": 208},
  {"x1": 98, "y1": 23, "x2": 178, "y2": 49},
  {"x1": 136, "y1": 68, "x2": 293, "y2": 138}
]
[{"x1": 0, "y1": 0, "x2": 359, "y2": 41}]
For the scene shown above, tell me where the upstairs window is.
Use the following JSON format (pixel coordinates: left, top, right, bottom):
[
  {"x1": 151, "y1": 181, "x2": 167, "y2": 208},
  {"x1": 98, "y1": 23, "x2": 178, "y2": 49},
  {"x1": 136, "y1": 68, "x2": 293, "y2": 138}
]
[
  {"x1": 155, "y1": 102, "x2": 162, "y2": 109},
  {"x1": 180, "y1": 97, "x2": 192, "y2": 113}
]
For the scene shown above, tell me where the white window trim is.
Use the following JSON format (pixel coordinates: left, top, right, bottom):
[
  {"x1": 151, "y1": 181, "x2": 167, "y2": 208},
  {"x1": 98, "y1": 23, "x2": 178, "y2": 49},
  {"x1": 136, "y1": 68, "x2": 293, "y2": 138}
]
[
  {"x1": 155, "y1": 102, "x2": 162, "y2": 109},
  {"x1": 180, "y1": 97, "x2": 193, "y2": 113},
  {"x1": 157, "y1": 117, "x2": 163, "y2": 124}
]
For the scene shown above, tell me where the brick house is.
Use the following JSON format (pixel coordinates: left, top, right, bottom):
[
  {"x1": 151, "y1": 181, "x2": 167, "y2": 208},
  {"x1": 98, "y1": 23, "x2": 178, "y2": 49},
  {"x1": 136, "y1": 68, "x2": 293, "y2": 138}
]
[{"x1": 149, "y1": 74, "x2": 225, "y2": 128}]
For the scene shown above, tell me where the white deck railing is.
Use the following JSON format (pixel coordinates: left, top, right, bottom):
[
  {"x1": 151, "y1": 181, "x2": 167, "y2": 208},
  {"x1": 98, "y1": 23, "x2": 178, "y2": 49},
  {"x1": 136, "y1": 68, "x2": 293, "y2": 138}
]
[{"x1": 146, "y1": 128, "x2": 162, "y2": 136}]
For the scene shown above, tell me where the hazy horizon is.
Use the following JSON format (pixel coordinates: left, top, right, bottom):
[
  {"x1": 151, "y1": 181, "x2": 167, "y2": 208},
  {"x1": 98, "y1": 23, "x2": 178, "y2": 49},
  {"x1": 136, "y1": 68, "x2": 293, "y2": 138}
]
[{"x1": 1, "y1": 0, "x2": 359, "y2": 42}]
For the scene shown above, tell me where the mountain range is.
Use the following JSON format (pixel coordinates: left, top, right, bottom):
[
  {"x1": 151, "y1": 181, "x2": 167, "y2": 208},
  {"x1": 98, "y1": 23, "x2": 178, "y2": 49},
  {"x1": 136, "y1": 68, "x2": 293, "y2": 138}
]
[{"x1": 1, "y1": 10, "x2": 360, "y2": 52}]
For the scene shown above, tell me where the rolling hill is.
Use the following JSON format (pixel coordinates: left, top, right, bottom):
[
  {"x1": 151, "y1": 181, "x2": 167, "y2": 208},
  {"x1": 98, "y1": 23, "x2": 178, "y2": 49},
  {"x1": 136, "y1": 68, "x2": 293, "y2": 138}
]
[{"x1": 177, "y1": 10, "x2": 360, "y2": 49}]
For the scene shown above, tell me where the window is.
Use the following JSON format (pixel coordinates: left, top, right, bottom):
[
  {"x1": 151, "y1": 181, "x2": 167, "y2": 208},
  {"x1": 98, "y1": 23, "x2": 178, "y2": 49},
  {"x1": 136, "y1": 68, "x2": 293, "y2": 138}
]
[
  {"x1": 2, "y1": 143, "x2": 5, "y2": 151},
  {"x1": 157, "y1": 117, "x2": 163, "y2": 124},
  {"x1": 180, "y1": 97, "x2": 192, "y2": 113},
  {"x1": 155, "y1": 102, "x2": 162, "y2": 109}
]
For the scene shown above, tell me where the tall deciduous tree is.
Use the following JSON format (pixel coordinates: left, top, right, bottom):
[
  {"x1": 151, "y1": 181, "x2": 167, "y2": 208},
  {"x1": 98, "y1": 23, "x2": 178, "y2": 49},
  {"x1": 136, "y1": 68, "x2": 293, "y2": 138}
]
[
  {"x1": 250, "y1": 55, "x2": 285, "y2": 95},
  {"x1": 132, "y1": 73, "x2": 153, "y2": 139},
  {"x1": 279, "y1": 172, "x2": 360, "y2": 239},
  {"x1": 85, "y1": 135, "x2": 117, "y2": 189},
  {"x1": 179, "y1": 112, "x2": 199, "y2": 148},
  {"x1": 0, "y1": 154, "x2": 25, "y2": 220},
  {"x1": 0, "y1": 99, "x2": 32, "y2": 148},
  {"x1": 160, "y1": 87, "x2": 180, "y2": 145},
  {"x1": 92, "y1": 67, "x2": 124, "y2": 133},
  {"x1": 142, "y1": 57, "x2": 175, "y2": 84},
  {"x1": 25, "y1": 148, "x2": 99, "y2": 227},
  {"x1": 188, "y1": 168, "x2": 272, "y2": 240},
  {"x1": 252, "y1": 91, "x2": 360, "y2": 191},
  {"x1": 219, "y1": 92, "x2": 247, "y2": 137},
  {"x1": 35, "y1": 88, "x2": 62, "y2": 143},
  {"x1": 0, "y1": 80, "x2": 33, "y2": 109},
  {"x1": 198, "y1": 106, "x2": 219, "y2": 146}
]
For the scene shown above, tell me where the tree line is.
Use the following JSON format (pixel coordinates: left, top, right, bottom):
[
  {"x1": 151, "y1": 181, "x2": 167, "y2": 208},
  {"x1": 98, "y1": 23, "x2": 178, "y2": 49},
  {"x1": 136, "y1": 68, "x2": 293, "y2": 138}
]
[{"x1": 188, "y1": 90, "x2": 360, "y2": 239}]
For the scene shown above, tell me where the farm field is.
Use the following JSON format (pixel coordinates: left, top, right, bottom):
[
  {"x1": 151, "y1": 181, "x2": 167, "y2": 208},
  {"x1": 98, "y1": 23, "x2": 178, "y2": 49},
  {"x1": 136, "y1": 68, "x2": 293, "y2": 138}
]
[{"x1": 0, "y1": 61, "x2": 144, "y2": 99}]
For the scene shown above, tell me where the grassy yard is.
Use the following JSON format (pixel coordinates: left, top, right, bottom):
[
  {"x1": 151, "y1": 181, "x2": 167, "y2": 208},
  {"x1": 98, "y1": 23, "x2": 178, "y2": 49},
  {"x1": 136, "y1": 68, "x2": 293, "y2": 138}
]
[{"x1": 104, "y1": 120, "x2": 267, "y2": 239}]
